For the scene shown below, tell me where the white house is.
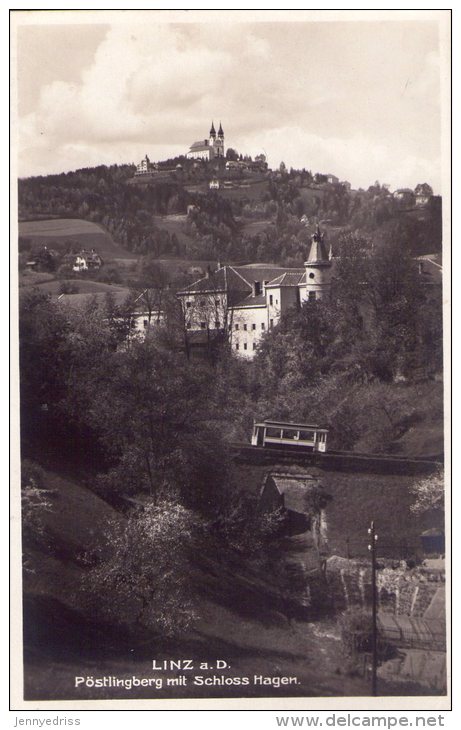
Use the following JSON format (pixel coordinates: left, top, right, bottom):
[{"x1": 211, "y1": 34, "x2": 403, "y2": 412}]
[
  {"x1": 177, "y1": 227, "x2": 333, "y2": 359},
  {"x1": 135, "y1": 155, "x2": 157, "y2": 175},
  {"x1": 72, "y1": 249, "x2": 103, "y2": 272}
]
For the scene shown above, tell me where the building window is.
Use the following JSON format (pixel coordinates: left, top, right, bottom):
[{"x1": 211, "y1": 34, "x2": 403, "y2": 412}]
[
  {"x1": 309, "y1": 272, "x2": 315, "y2": 279},
  {"x1": 143, "y1": 319, "x2": 148, "y2": 328},
  {"x1": 254, "y1": 281, "x2": 261, "y2": 296},
  {"x1": 215, "y1": 299, "x2": 220, "y2": 305},
  {"x1": 243, "y1": 324, "x2": 247, "y2": 331},
  {"x1": 235, "y1": 343, "x2": 239, "y2": 350},
  {"x1": 243, "y1": 343, "x2": 247, "y2": 350},
  {"x1": 186, "y1": 301, "x2": 192, "y2": 308},
  {"x1": 253, "y1": 343, "x2": 256, "y2": 350},
  {"x1": 308, "y1": 291, "x2": 316, "y2": 301},
  {"x1": 261, "y1": 322, "x2": 265, "y2": 330},
  {"x1": 215, "y1": 320, "x2": 220, "y2": 328},
  {"x1": 270, "y1": 319, "x2": 274, "y2": 328},
  {"x1": 269, "y1": 295, "x2": 273, "y2": 306},
  {"x1": 235, "y1": 323, "x2": 239, "y2": 330},
  {"x1": 252, "y1": 323, "x2": 256, "y2": 330},
  {"x1": 200, "y1": 322, "x2": 206, "y2": 329},
  {"x1": 186, "y1": 323, "x2": 191, "y2": 329}
]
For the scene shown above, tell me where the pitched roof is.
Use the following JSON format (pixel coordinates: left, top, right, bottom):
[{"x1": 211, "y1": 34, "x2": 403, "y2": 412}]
[
  {"x1": 189, "y1": 140, "x2": 209, "y2": 151},
  {"x1": 178, "y1": 264, "x2": 310, "y2": 303},
  {"x1": 233, "y1": 265, "x2": 298, "y2": 286},
  {"x1": 266, "y1": 271, "x2": 304, "y2": 287},
  {"x1": 231, "y1": 293, "x2": 267, "y2": 308},
  {"x1": 177, "y1": 267, "x2": 228, "y2": 295}
]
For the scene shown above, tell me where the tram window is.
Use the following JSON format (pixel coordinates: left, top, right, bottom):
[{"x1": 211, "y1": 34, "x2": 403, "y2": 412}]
[
  {"x1": 299, "y1": 430, "x2": 315, "y2": 441},
  {"x1": 281, "y1": 429, "x2": 297, "y2": 440},
  {"x1": 265, "y1": 427, "x2": 282, "y2": 438}
]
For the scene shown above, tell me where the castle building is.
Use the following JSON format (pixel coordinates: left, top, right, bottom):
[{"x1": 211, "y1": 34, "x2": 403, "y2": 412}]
[
  {"x1": 186, "y1": 122, "x2": 225, "y2": 161},
  {"x1": 177, "y1": 226, "x2": 333, "y2": 359}
]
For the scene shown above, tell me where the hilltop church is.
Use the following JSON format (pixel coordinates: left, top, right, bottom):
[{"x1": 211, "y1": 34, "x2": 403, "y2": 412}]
[
  {"x1": 177, "y1": 226, "x2": 334, "y2": 359},
  {"x1": 186, "y1": 122, "x2": 225, "y2": 161}
]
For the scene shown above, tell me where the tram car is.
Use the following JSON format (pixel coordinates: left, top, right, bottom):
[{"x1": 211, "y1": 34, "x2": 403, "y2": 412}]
[{"x1": 251, "y1": 420, "x2": 329, "y2": 452}]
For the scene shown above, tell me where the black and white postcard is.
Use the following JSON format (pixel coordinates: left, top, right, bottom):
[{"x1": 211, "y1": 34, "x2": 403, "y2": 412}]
[{"x1": 10, "y1": 8, "x2": 451, "y2": 711}]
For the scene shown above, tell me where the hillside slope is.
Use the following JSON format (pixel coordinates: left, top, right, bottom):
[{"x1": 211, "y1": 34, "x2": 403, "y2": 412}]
[
  {"x1": 19, "y1": 218, "x2": 135, "y2": 260},
  {"x1": 21, "y1": 469, "x2": 370, "y2": 699}
]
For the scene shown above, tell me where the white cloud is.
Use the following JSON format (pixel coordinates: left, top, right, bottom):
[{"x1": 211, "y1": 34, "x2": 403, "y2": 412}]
[
  {"x1": 243, "y1": 126, "x2": 440, "y2": 191},
  {"x1": 17, "y1": 20, "x2": 442, "y2": 191}
]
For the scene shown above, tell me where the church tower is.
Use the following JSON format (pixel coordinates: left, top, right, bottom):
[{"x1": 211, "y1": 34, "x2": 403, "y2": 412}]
[
  {"x1": 213, "y1": 122, "x2": 225, "y2": 158},
  {"x1": 209, "y1": 121, "x2": 216, "y2": 147},
  {"x1": 303, "y1": 225, "x2": 333, "y2": 301}
]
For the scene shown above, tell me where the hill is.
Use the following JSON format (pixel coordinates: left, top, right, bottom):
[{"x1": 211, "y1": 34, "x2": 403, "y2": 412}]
[{"x1": 18, "y1": 163, "x2": 442, "y2": 265}]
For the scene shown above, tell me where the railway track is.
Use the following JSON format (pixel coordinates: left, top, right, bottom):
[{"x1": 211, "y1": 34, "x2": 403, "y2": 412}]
[{"x1": 230, "y1": 443, "x2": 442, "y2": 476}]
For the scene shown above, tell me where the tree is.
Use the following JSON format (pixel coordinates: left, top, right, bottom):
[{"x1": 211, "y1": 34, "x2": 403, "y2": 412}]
[
  {"x1": 81, "y1": 501, "x2": 200, "y2": 635},
  {"x1": 414, "y1": 183, "x2": 433, "y2": 197},
  {"x1": 410, "y1": 469, "x2": 444, "y2": 514},
  {"x1": 21, "y1": 460, "x2": 53, "y2": 562},
  {"x1": 225, "y1": 147, "x2": 239, "y2": 161},
  {"x1": 90, "y1": 339, "x2": 230, "y2": 511}
]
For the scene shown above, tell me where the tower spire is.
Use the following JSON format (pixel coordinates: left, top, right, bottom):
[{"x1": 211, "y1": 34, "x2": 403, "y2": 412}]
[
  {"x1": 218, "y1": 121, "x2": 224, "y2": 138},
  {"x1": 306, "y1": 225, "x2": 330, "y2": 266},
  {"x1": 210, "y1": 121, "x2": 216, "y2": 138}
]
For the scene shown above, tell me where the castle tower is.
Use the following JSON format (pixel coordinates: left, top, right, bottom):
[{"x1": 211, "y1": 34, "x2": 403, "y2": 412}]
[{"x1": 303, "y1": 225, "x2": 332, "y2": 301}]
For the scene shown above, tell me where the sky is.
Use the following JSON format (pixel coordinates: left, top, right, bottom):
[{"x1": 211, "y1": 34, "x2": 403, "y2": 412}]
[{"x1": 14, "y1": 13, "x2": 445, "y2": 191}]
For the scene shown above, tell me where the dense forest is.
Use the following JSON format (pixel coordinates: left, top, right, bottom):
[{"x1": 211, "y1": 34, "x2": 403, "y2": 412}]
[{"x1": 18, "y1": 160, "x2": 442, "y2": 265}]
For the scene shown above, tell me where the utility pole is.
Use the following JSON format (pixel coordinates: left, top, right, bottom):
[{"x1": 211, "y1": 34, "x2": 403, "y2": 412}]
[{"x1": 368, "y1": 521, "x2": 379, "y2": 696}]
